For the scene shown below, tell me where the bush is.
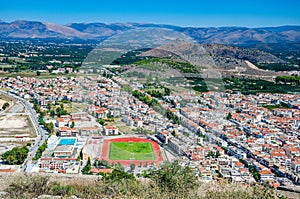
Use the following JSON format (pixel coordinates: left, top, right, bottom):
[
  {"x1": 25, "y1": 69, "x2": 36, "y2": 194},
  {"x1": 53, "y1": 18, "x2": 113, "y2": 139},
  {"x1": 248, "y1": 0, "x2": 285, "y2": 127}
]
[
  {"x1": 4, "y1": 163, "x2": 283, "y2": 199},
  {"x1": 6, "y1": 175, "x2": 50, "y2": 198},
  {"x1": 50, "y1": 183, "x2": 74, "y2": 196}
]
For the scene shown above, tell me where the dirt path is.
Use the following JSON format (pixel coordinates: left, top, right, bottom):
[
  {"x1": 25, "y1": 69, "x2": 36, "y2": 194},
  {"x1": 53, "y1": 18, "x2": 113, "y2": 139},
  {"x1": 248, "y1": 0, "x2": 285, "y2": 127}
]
[{"x1": 245, "y1": 60, "x2": 266, "y2": 72}]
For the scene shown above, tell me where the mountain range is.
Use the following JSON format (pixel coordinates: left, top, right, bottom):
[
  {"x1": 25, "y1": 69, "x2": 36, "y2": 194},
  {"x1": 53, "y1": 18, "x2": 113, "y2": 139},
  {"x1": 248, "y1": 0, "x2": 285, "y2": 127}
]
[{"x1": 0, "y1": 20, "x2": 300, "y2": 45}]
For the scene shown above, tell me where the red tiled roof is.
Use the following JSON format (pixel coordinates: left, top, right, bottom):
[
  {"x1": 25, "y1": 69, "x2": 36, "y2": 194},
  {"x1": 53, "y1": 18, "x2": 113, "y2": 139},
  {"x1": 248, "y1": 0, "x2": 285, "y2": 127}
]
[{"x1": 260, "y1": 169, "x2": 273, "y2": 175}]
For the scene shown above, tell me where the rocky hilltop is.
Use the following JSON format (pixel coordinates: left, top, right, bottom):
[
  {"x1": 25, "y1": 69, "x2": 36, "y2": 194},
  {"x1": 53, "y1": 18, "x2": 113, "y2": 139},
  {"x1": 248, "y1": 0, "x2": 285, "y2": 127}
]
[{"x1": 140, "y1": 41, "x2": 284, "y2": 79}]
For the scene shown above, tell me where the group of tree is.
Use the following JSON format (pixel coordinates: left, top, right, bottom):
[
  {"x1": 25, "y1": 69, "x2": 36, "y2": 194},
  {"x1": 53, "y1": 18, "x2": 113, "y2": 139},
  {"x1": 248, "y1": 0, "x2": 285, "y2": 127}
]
[
  {"x1": 257, "y1": 63, "x2": 300, "y2": 72},
  {"x1": 1, "y1": 146, "x2": 29, "y2": 165},
  {"x1": 132, "y1": 90, "x2": 159, "y2": 107},
  {"x1": 33, "y1": 140, "x2": 47, "y2": 160},
  {"x1": 93, "y1": 159, "x2": 110, "y2": 168},
  {"x1": 2, "y1": 102, "x2": 9, "y2": 110},
  {"x1": 165, "y1": 109, "x2": 181, "y2": 125},
  {"x1": 275, "y1": 75, "x2": 300, "y2": 85},
  {"x1": 206, "y1": 151, "x2": 221, "y2": 158},
  {"x1": 97, "y1": 118, "x2": 106, "y2": 126},
  {"x1": 249, "y1": 165, "x2": 261, "y2": 182},
  {"x1": 82, "y1": 157, "x2": 92, "y2": 174},
  {"x1": 44, "y1": 122, "x2": 54, "y2": 134},
  {"x1": 100, "y1": 168, "x2": 134, "y2": 182},
  {"x1": 224, "y1": 77, "x2": 300, "y2": 94},
  {"x1": 55, "y1": 105, "x2": 69, "y2": 117},
  {"x1": 33, "y1": 101, "x2": 42, "y2": 114},
  {"x1": 146, "y1": 86, "x2": 171, "y2": 99},
  {"x1": 146, "y1": 89, "x2": 164, "y2": 98}
]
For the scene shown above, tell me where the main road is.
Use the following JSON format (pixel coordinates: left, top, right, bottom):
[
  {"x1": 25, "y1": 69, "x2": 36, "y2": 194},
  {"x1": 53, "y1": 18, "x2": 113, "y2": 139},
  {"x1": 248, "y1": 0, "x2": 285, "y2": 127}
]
[{"x1": 0, "y1": 90, "x2": 48, "y2": 172}]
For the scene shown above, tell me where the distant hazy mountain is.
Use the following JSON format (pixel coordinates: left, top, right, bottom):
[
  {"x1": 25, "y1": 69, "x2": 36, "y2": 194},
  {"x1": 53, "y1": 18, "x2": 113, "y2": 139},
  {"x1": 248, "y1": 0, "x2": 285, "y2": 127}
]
[
  {"x1": 0, "y1": 20, "x2": 299, "y2": 45},
  {"x1": 0, "y1": 20, "x2": 94, "y2": 39}
]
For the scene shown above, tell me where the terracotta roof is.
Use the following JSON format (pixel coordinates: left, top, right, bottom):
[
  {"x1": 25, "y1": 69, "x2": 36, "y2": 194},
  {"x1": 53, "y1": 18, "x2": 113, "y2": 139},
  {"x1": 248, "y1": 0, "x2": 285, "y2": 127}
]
[
  {"x1": 104, "y1": 125, "x2": 117, "y2": 130},
  {"x1": 260, "y1": 169, "x2": 273, "y2": 175},
  {"x1": 234, "y1": 161, "x2": 244, "y2": 167},
  {"x1": 91, "y1": 168, "x2": 113, "y2": 174},
  {"x1": 0, "y1": 169, "x2": 14, "y2": 173}
]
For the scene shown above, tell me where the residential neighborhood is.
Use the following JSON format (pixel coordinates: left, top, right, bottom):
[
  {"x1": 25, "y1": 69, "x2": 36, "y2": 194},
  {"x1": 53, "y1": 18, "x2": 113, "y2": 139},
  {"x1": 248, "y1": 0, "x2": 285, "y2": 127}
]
[{"x1": 0, "y1": 72, "x2": 299, "y2": 193}]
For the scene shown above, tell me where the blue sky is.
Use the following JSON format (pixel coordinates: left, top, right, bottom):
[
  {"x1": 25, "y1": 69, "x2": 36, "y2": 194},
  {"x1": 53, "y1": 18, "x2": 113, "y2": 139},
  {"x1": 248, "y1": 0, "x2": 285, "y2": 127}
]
[{"x1": 0, "y1": 0, "x2": 299, "y2": 27}]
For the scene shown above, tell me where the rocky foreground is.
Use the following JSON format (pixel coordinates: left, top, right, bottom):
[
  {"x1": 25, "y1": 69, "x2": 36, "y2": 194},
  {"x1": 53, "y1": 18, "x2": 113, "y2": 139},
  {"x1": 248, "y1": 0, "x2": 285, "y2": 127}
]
[{"x1": 0, "y1": 173, "x2": 299, "y2": 199}]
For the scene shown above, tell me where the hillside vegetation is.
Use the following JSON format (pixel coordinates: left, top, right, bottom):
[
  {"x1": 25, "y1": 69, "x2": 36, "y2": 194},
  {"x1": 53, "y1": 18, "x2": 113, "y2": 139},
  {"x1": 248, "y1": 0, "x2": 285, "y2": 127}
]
[{"x1": 0, "y1": 161, "x2": 292, "y2": 199}]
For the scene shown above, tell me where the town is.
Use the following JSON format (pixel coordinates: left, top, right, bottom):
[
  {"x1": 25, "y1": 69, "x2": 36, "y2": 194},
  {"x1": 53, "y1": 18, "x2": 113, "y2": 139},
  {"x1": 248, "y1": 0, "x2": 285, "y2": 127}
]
[{"x1": 0, "y1": 68, "x2": 299, "y2": 194}]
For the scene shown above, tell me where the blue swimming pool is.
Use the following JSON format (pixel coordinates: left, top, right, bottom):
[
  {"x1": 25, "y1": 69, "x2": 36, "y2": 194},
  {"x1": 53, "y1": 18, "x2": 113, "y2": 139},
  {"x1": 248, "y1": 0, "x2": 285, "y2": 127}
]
[{"x1": 59, "y1": 138, "x2": 76, "y2": 145}]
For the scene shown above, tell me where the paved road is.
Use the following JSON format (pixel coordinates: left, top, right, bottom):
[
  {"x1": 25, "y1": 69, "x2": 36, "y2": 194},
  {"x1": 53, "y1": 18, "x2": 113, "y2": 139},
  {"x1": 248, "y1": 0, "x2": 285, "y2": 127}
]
[{"x1": 0, "y1": 90, "x2": 48, "y2": 172}]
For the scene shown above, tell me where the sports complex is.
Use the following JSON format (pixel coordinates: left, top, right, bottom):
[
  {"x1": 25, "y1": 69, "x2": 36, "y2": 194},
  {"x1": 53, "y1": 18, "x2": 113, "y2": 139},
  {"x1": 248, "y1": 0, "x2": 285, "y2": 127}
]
[{"x1": 100, "y1": 137, "x2": 164, "y2": 166}]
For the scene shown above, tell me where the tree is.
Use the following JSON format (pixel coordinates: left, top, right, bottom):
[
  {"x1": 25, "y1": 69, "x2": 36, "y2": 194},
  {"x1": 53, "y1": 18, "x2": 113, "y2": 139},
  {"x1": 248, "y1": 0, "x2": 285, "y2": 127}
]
[
  {"x1": 152, "y1": 161, "x2": 198, "y2": 197},
  {"x1": 206, "y1": 151, "x2": 215, "y2": 158},
  {"x1": 226, "y1": 112, "x2": 232, "y2": 120},
  {"x1": 130, "y1": 163, "x2": 136, "y2": 173},
  {"x1": 79, "y1": 149, "x2": 83, "y2": 160},
  {"x1": 171, "y1": 130, "x2": 176, "y2": 137},
  {"x1": 115, "y1": 162, "x2": 125, "y2": 172},
  {"x1": 50, "y1": 110, "x2": 55, "y2": 118},
  {"x1": 135, "y1": 126, "x2": 143, "y2": 134},
  {"x1": 82, "y1": 157, "x2": 92, "y2": 175},
  {"x1": 36, "y1": 71, "x2": 41, "y2": 76},
  {"x1": 33, "y1": 141, "x2": 47, "y2": 160},
  {"x1": 44, "y1": 122, "x2": 54, "y2": 134},
  {"x1": 100, "y1": 168, "x2": 134, "y2": 181},
  {"x1": 70, "y1": 121, "x2": 75, "y2": 128},
  {"x1": 6, "y1": 155, "x2": 17, "y2": 165},
  {"x1": 1, "y1": 146, "x2": 29, "y2": 165},
  {"x1": 2, "y1": 102, "x2": 9, "y2": 110},
  {"x1": 97, "y1": 119, "x2": 106, "y2": 126},
  {"x1": 164, "y1": 87, "x2": 171, "y2": 96},
  {"x1": 56, "y1": 107, "x2": 62, "y2": 117}
]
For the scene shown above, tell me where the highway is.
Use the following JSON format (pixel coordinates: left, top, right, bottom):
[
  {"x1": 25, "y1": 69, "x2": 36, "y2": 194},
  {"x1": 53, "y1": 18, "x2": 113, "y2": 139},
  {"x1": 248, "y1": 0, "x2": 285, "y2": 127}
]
[{"x1": 0, "y1": 90, "x2": 48, "y2": 172}]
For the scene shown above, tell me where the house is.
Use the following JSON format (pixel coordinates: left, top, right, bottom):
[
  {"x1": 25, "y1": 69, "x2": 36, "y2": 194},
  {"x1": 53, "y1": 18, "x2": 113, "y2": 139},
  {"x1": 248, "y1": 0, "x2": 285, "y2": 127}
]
[
  {"x1": 95, "y1": 107, "x2": 108, "y2": 119},
  {"x1": 156, "y1": 130, "x2": 170, "y2": 144},
  {"x1": 103, "y1": 125, "x2": 118, "y2": 136},
  {"x1": 232, "y1": 161, "x2": 244, "y2": 169},
  {"x1": 38, "y1": 157, "x2": 77, "y2": 170},
  {"x1": 58, "y1": 127, "x2": 77, "y2": 137},
  {"x1": 56, "y1": 118, "x2": 66, "y2": 127},
  {"x1": 79, "y1": 127, "x2": 99, "y2": 136},
  {"x1": 260, "y1": 169, "x2": 274, "y2": 181},
  {"x1": 122, "y1": 115, "x2": 134, "y2": 126},
  {"x1": 291, "y1": 158, "x2": 300, "y2": 173}
]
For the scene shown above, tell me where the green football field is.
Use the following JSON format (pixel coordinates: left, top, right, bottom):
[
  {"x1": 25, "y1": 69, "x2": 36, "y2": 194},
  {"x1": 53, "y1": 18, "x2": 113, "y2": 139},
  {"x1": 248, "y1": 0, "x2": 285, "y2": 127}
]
[{"x1": 109, "y1": 142, "x2": 155, "y2": 160}]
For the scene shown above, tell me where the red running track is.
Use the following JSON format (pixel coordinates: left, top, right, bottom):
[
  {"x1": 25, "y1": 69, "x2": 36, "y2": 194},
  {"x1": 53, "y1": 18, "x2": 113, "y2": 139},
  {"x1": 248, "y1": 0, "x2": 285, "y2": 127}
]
[{"x1": 100, "y1": 137, "x2": 164, "y2": 166}]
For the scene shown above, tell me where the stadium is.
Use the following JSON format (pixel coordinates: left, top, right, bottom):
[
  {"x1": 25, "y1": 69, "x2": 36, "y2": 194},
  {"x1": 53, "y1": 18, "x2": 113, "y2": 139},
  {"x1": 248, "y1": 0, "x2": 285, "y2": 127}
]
[{"x1": 100, "y1": 137, "x2": 164, "y2": 166}]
